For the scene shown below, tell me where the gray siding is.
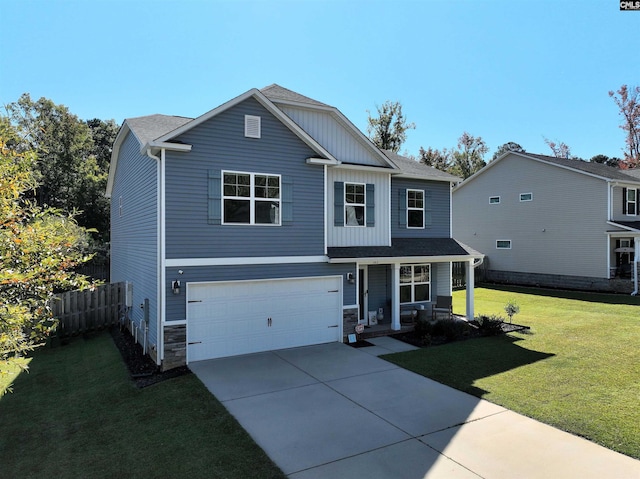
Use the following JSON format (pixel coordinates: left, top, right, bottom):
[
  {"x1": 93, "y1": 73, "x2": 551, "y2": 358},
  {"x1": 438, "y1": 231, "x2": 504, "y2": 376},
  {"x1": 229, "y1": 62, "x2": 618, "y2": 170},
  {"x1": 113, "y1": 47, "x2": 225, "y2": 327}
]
[
  {"x1": 164, "y1": 97, "x2": 325, "y2": 259},
  {"x1": 611, "y1": 184, "x2": 640, "y2": 222},
  {"x1": 391, "y1": 178, "x2": 451, "y2": 238},
  {"x1": 110, "y1": 131, "x2": 159, "y2": 347},
  {"x1": 367, "y1": 265, "x2": 391, "y2": 321},
  {"x1": 278, "y1": 105, "x2": 386, "y2": 166},
  {"x1": 165, "y1": 262, "x2": 356, "y2": 321},
  {"x1": 453, "y1": 153, "x2": 609, "y2": 278},
  {"x1": 327, "y1": 169, "x2": 391, "y2": 246}
]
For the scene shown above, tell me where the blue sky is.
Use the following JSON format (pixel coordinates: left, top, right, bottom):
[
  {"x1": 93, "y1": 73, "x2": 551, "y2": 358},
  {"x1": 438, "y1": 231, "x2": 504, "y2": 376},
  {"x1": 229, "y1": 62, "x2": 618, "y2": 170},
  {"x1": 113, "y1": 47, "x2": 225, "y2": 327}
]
[{"x1": 1, "y1": 0, "x2": 638, "y2": 160}]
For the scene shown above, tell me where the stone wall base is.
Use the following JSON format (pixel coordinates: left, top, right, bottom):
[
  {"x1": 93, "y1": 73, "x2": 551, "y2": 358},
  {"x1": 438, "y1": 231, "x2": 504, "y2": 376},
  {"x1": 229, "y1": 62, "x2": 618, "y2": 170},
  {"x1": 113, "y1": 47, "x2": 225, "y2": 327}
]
[
  {"x1": 162, "y1": 324, "x2": 186, "y2": 371},
  {"x1": 342, "y1": 307, "x2": 359, "y2": 340},
  {"x1": 481, "y1": 269, "x2": 635, "y2": 294}
]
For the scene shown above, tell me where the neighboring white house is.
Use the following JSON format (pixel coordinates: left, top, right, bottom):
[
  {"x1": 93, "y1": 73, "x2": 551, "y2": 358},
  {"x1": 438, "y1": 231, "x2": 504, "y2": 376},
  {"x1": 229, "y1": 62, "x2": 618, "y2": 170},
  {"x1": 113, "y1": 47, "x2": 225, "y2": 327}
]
[{"x1": 453, "y1": 151, "x2": 640, "y2": 293}]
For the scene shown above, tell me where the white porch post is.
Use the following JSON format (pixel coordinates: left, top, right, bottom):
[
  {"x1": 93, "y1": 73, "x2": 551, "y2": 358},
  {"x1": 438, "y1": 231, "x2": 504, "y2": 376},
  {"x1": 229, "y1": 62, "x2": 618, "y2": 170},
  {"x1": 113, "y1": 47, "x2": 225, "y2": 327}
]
[
  {"x1": 465, "y1": 259, "x2": 475, "y2": 321},
  {"x1": 392, "y1": 263, "x2": 401, "y2": 331}
]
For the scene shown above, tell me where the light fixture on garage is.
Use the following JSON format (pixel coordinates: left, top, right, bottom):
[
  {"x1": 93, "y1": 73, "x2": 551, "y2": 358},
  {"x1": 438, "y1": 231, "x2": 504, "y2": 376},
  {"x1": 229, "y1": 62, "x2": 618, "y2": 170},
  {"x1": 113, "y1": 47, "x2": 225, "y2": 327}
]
[
  {"x1": 172, "y1": 280, "x2": 181, "y2": 295},
  {"x1": 346, "y1": 272, "x2": 355, "y2": 284}
]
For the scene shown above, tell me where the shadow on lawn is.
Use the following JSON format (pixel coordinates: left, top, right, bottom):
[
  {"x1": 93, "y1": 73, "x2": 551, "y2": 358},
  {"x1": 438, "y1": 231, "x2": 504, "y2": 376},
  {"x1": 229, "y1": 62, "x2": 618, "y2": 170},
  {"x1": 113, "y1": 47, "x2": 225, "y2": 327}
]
[
  {"x1": 479, "y1": 282, "x2": 640, "y2": 305},
  {"x1": 385, "y1": 334, "x2": 555, "y2": 398}
]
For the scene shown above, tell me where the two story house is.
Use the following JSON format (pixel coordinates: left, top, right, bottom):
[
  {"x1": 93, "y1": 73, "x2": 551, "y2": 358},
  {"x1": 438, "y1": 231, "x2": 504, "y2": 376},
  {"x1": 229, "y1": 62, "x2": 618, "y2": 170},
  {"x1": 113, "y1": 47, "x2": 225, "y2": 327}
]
[
  {"x1": 107, "y1": 85, "x2": 483, "y2": 370},
  {"x1": 453, "y1": 151, "x2": 640, "y2": 293}
]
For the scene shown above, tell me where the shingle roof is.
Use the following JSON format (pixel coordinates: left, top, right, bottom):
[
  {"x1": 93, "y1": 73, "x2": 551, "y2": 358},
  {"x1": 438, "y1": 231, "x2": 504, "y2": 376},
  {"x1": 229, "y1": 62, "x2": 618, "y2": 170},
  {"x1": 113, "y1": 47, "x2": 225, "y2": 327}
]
[
  {"x1": 523, "y1": 153, "x2": 640, "y2": 182},
  {"x1": 261, "y1": 84, "x2": 331, "y2": 108},
  {"x1": 609, "y1": 221, "x2": 640, "y2": 231},
  {"x1": 382, "y1": 150, "x2": 462, "y2": 182},
  {"x1": 327, "y1": 238, "x2": 482, "y2": 260},
  {"x1": 126, "y1": 114, "x2": 192, "y2": 145}
]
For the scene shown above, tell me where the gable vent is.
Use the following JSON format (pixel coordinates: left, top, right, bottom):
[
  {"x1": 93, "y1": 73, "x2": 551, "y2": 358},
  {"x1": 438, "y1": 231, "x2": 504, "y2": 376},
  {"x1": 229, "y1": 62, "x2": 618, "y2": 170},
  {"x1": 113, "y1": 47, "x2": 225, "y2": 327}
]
[{"x1": 244, "y1": 115, "x2": 261, "y2": 138}]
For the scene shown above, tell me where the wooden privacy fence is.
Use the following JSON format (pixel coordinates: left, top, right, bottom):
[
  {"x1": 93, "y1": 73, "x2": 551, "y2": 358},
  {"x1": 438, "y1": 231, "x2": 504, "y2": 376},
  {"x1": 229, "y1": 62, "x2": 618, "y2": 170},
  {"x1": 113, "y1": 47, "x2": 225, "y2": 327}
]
[{"x1": 50, "y1": 282, "x2": 130, "y2": 336}]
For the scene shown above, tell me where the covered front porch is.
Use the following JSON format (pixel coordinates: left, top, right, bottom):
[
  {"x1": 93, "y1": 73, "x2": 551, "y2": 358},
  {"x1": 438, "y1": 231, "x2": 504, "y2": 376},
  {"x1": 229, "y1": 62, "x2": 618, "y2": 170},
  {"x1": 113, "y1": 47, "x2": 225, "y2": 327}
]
[
  {"x1": 607, "y1": 225, "x2": 640, "y2": 294},
  {"x1": 328, "y1": 238, "x2": 484, "y2": 340}
]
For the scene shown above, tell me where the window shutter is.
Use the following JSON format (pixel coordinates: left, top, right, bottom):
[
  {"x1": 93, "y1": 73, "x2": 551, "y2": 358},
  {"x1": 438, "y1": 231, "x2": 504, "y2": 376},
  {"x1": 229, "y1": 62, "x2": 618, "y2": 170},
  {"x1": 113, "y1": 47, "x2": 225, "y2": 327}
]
[
  {"x1": 365, "y1": 183, "x2": 375, "y2": 227},
  {"x1": 282, "y1": 177, "x2": 293, "y2": 225},
  {"x1": 425, "y1": 190, "x2": 432, "y2": 227},
  {"x1": 398, "y1": 188, "x2": 407, "y2": 227},
  {"x1": 208, "y1": 170, "x2": 221, "y2": 225},
  {"x1": 334, "y1": 181, "x2": 344, "y2": 226},
  {"x1": 623, "y1": 187, "x2": 628, "y2": 215}
]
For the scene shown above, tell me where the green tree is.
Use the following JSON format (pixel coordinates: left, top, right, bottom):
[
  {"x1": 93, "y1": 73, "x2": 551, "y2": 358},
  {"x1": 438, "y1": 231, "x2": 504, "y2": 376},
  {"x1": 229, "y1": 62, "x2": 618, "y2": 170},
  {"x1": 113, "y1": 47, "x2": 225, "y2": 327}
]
[
  {"x1": 492, "y1": 141, "x2": 524, "y2": 161},
  {"x1": 367, "y1": 100, "x2": 415, "y2": 153},
  {"x1": 0, "y1": 121, "x2": 93, "y2": 394},
  {"x1": 590, "y1": 154, "x2": 620, "y2": 168},
  {"x1": 450, "y1": 132, "x2": 488, "y2": 179},
  {"x1": 4, "y1": 95, "x2": 114, "y2": 244}
]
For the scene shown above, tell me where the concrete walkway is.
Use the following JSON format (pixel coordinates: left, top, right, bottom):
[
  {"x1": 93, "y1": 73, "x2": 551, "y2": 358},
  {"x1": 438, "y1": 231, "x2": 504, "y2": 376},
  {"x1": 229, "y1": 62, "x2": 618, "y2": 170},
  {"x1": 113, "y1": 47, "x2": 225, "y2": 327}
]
[{"x1": 189, "y1": 338, "x2": 640, "y2": 478}]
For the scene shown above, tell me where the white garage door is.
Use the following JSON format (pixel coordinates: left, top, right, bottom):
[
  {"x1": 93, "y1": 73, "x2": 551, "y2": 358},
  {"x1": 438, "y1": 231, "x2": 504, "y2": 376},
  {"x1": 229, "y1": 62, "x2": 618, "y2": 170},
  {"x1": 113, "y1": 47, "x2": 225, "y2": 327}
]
[{"x1": 187, "y1": 276, "x2": 342, "y2": 362}]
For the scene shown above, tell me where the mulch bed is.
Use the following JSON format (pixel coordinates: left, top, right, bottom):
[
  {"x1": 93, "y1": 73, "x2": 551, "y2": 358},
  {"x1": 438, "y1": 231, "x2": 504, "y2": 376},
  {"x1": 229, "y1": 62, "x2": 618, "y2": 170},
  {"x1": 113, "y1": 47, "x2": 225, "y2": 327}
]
[{"x1": 110, "y1": 326, "x2": 190, "y2": 388}]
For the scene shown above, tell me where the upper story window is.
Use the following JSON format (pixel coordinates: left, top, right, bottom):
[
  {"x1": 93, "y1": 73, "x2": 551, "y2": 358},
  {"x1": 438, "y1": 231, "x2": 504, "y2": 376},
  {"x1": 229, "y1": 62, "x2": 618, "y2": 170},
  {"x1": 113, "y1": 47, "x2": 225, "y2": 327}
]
[
  {"x1": 520, "y1": 192, "x2": 533, "y2": 202},
  {"x1": 222, "y1": 171, "x2": 280, "y2": 225},
  {"x1": 489, "y1": 196, "x2": 500, "y2": 204},
  {"x1": 624, "y1": 188, "x2": 637, "y2": 216},
  {"x1": 345, "y1": 182, "x2": 366, "y2": 226},
  {"x1": 400, "y1": 264, "x2": 430, "y2": 303},
  {"x1": 407, "y1": 189, "x2": 424, "y2": 228}
]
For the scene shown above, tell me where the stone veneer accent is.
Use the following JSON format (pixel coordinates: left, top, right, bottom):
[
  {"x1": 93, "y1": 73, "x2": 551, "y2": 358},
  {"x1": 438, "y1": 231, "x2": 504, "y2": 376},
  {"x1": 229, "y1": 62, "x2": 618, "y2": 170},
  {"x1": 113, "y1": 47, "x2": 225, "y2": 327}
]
[
  {"x1": 342, "y1": 307, "x2": 359, "y2": 340},
  {"x1": 163, "y1": 324, "x2": 186, "y2": 371},
  {"x1": 482, "y1": 269, "x2": 635, "y2": 294}
]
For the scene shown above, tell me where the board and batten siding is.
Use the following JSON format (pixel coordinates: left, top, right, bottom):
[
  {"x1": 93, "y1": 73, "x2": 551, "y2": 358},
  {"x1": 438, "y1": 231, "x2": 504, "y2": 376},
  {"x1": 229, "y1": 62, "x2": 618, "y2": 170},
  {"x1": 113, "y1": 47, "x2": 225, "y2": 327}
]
[
  {"x1": 278, "y1": 105, "x2": 385, "y2": 166},
  {"x1": 110, "y1": 131, "x2": 159, "y2": 347},
  {"x1": 391, "y1": 178, "x2": 452, "y2": 238},
  {"x1": 453, "y1": 153, "x2": 609, "y2": 278},
  {"x1": 327, "y1": 168, "x2": 391, "y2": 247},
  {"x1": 165, "y1": 262, "x2": 356, "y2": 321},
  {"x1": 164, "y1": 97, "x2": 325, "y2": 259}
]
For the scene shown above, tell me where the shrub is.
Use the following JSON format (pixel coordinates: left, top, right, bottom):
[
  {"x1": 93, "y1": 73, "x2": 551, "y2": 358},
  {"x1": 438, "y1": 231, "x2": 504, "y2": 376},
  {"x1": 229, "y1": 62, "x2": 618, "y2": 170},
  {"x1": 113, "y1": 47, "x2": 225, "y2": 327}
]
[{"x1": 475, "y1": 314, "x2": 505, "y2": 336}]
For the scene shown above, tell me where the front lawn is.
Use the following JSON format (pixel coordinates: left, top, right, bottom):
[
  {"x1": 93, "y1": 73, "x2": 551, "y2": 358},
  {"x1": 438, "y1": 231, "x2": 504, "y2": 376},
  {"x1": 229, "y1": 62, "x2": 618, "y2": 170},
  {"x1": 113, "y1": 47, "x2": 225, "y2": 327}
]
[
  {"x1": 383, "y1": 285, "x2": 640, "y2": 460},
  {"x1": 0, "y1": 332, "x2": 285, "y2": 479}
]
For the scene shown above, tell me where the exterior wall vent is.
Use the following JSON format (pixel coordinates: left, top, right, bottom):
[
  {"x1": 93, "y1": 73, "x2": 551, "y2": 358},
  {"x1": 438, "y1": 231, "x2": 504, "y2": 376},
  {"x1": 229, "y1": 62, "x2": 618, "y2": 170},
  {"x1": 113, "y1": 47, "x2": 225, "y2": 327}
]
[{"x1": 244, "y1": 115, "x2": 261, "y2": 138}]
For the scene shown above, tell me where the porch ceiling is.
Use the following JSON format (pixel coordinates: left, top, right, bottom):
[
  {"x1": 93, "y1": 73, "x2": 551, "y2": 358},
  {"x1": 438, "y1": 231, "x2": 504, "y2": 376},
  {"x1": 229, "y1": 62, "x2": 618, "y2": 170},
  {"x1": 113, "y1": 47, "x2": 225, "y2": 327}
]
[{"x1": 327, "y1": 238, "x2": 484, "y2": 264}]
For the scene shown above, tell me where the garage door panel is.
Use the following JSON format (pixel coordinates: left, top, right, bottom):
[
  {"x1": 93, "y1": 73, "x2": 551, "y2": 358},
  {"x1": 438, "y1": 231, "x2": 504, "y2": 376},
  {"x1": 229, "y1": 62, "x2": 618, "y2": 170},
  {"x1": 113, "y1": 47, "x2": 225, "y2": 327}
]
[{"x1": 187, "y1": 276, "x2": 342, "y2": 362}]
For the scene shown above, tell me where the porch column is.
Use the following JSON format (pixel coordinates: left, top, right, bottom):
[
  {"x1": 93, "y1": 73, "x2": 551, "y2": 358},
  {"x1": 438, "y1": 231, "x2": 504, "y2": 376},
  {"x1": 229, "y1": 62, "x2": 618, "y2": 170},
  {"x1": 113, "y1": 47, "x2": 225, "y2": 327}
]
[
  {"x1": 465, "y1": 259, "x2": 475, "y2": 321},
  {"x1": 391, "y1": 263, "x2": 401, "y2": 331}
]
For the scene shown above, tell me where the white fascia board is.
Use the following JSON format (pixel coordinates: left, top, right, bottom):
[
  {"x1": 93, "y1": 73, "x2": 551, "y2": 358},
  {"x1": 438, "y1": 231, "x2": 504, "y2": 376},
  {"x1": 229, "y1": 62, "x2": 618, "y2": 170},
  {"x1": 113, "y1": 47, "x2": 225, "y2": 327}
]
[
  {"x1": 141, "y1": 141, "x2": 192, "y2": 155},
  {"x1": 328, "y1": 254, "x2": 483, "y2": 265},
  {"x1": 307, "y1": 157, "x2": 341, "y2": 166},
  {"x1": 395, "y1": 173, "x2": 461, "y2": 184},
  {"x1": 165, "y1": 255, "x2": 329, "y2": 268},
  {"x1": 332, "y1": 163, "x2": 395, "y2": 173}
]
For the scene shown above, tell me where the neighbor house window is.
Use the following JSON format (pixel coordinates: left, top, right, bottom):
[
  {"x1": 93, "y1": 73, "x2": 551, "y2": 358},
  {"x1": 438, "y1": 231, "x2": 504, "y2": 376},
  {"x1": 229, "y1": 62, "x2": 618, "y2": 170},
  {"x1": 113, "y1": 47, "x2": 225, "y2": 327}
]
[
  {"x1": 489, "y1": 196, "x2": 500, "y2": 204},
  {"x1": 222, "y1": 171, "x2": 280, "y2": 225},
  {"x1": 496, "y1": 240, "x2": 512, "y2": 249},
  {"x1": 399, "y1": 264, "x2": 430, "y2": 303},
  {"x1": 345, "y1": 182, "x2": 366, "y2": 226},
  {"x1": 520, "y1": 193, "x2": 533, "y2": 202},
  {"x1": 407, "y1": 189, "x2": 424, "y2": 228},
  {"x1": 625, "y1": 188, "x2": 637, "y2": 215}
]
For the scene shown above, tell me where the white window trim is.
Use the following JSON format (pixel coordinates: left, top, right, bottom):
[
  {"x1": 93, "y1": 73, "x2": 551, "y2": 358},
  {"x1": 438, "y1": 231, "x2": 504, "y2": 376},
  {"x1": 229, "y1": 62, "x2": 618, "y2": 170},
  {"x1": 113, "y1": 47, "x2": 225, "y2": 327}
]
[
  {"x1": 496, "y1": 240, "x2": 512, "y2": 249},
  {"x1": 407, "y1": 188, "x2": 425, "y2": 229},
  {"x1": 520, "y1": 192, "x2": 533, "y2": 202},
  {"x1": 399, "y1": 263, "x2": 431, "y2": 304},
  {"x1": 244, "y1": 115, "x2": 261, "y2": 138},
  {"x1": 344, "y1": 182, "x2": 366, "y2": 227},
  {"x1": 489, "y1": 196, "x2": 500, "y2": 204},
  {"x1": 221, "y1": 170, "x2": 281, "y2": 226},
  {"x1": 626, "y1": 188, "x2": 637, "y2": 216}
]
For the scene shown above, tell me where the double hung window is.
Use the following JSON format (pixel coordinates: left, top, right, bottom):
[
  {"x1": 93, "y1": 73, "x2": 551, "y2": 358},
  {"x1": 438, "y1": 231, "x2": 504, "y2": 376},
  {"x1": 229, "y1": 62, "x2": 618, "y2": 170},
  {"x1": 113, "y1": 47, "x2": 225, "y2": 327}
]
[
  {"x1": 399, "y1": 264, "x2": 430, "y2": 303},
  {"x1": 345, "y1": 183, "x2": 366, "y2": 226},
  {"x1": 407, "y1": 189, "x2": 424, "y2": 228},
  {"x1": 223, "y1": 171, "x2": 280, "y2": 225},
  {"x1": 626, "y1": 188, "x2": 637, "y2": 216}
]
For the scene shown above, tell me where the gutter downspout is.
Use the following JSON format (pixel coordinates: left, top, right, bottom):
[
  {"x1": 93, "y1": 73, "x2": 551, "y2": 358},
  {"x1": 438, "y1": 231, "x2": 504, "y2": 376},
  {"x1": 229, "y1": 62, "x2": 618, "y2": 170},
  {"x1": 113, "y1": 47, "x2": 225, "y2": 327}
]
[{"x1": 146, "y1": 148, "x2": 165, "y2": 364}]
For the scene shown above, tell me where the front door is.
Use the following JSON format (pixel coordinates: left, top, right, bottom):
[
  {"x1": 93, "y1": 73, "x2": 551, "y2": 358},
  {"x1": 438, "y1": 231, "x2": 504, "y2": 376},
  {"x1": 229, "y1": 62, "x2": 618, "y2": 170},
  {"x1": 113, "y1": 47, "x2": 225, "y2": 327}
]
[{"x1": 358, "y1": 266, "x2": 368, "y2": 323}]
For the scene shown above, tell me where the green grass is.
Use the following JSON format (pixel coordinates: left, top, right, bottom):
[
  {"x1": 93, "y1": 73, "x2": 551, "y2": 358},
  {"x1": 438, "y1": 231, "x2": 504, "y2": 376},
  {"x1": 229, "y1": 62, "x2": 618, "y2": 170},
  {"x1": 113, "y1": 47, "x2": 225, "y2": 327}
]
[
  {"x1": 384, "y1": 285, "x2": 640, "y2": 460},
  {"x1": 0, "y1": 332, "x2": 285, "y2": 479}
]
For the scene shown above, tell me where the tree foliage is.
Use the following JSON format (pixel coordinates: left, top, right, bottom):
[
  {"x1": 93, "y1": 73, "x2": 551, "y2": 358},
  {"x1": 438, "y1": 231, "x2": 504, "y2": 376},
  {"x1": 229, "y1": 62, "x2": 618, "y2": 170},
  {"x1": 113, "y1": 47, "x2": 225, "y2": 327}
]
[
  {"x1": 590, "y1": 154, "x2": 620, "y2": 168},
  {"x1": 418, "y1": 146, "x2": 451, "y2": 172},
  {"x1": 450, "y1": 132, "x2": 488, "y2": 179},
  {"x1": 0, "y1": 121, "x2": 93, "y2": 395},
  {"x1": 3, "y1": 95, "x2": 116, "y2": 244},
  {"x1": 544, "y1": 137, "x2": 572, "y2": 159},
  {"x1": 367, "y1": 100, "x2": 415, "y2": 153},
  {"x1": 492, "y1": 141, "x2": 524, "y2": 161},
  {"x1": 609, "y1": 84, "x2": 640, "y2": 168}
]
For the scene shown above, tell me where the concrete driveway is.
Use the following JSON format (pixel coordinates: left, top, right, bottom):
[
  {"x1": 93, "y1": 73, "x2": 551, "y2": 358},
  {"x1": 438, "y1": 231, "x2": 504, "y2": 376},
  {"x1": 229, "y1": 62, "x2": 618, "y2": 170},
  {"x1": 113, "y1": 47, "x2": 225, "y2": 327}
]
[{"x1": 189, "y1": 337, "x2": 640, "y2": 478}]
